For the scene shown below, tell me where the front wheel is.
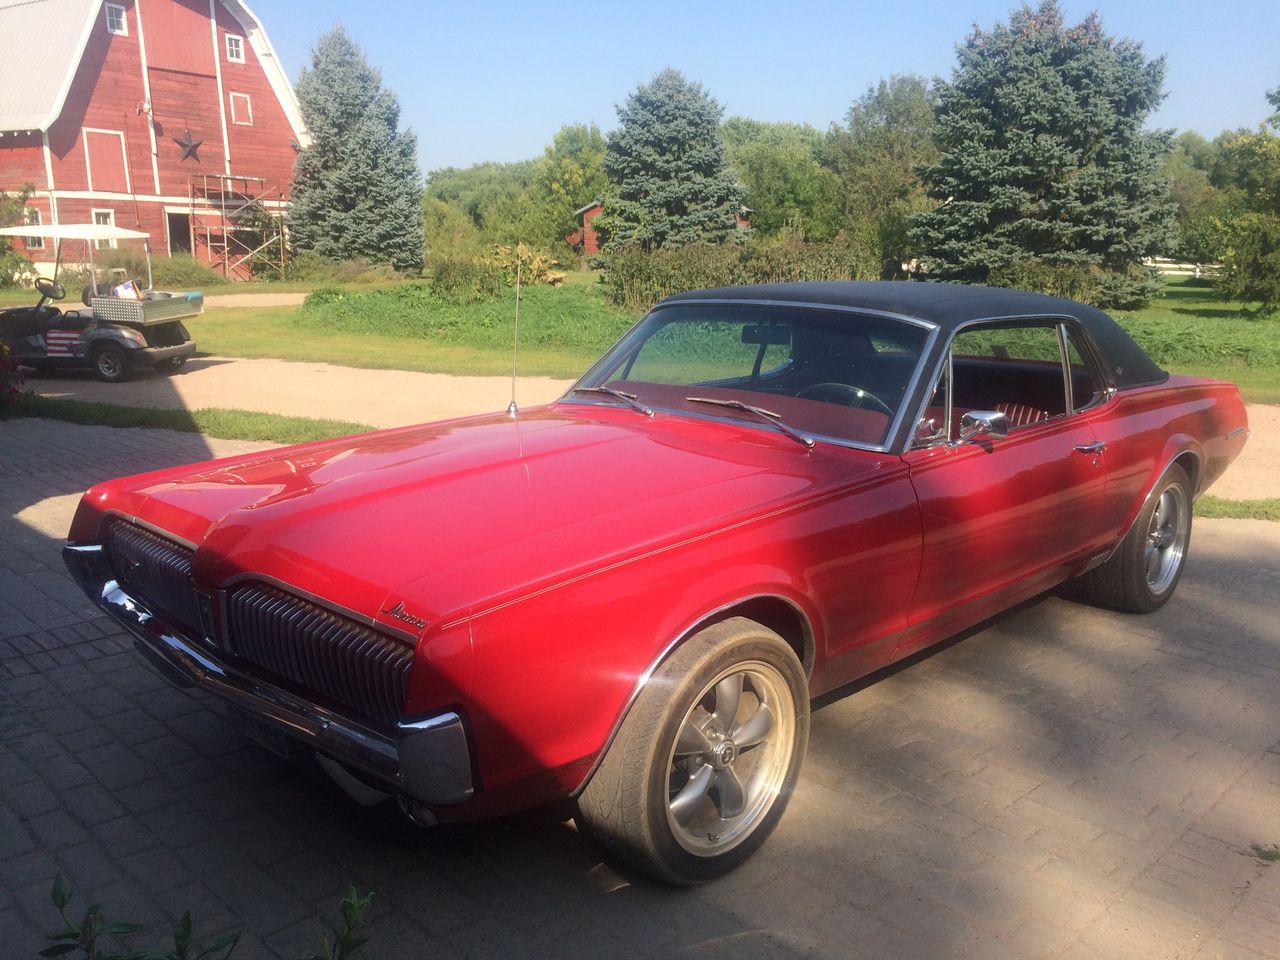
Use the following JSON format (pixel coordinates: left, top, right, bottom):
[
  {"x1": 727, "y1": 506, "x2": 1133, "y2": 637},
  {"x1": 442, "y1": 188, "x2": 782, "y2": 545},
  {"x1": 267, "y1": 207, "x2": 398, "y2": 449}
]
[
  {"x1": 1081, "y1": 464, "x2": 1192, "y2": 613},
  {"x1": 92, "y1": 343, "x2": 131, "y2": 383},
  {"x1": 576, "y1": 618, "x2": 809, "y2": 884}
]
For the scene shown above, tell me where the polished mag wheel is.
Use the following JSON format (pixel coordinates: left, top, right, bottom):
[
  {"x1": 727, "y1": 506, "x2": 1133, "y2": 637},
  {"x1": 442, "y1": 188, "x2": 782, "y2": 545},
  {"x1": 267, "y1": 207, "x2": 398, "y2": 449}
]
[
  {"x1": 577, "y1": 618, "x2": 808, "y2": 884},
  {"x1": 665, "y1": 660, "x2": 796, "y2": 856},
  {"x1": 1082, "y1": 463, "x2": 1192, "y2": 613},
  {"x1": 1144, "y1": 482, "x2": 1188, "y2": 596}
]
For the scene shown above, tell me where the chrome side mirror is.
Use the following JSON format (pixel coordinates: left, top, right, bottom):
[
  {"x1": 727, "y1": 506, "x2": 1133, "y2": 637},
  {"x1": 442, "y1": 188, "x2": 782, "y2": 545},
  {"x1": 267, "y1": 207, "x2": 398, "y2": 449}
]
[{"x1": 951, "y1": 410, "x2": 1009, "y2": 446}]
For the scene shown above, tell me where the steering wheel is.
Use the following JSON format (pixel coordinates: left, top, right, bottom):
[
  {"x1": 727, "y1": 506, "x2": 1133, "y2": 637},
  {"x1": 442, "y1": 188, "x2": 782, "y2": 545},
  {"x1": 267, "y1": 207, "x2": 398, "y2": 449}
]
[
  {"x1": 796, "y1": 382, "x2": 894, "y2": 416},
  {"x1": 35, "y1": 276, "x2": 66, "y2": 302}
]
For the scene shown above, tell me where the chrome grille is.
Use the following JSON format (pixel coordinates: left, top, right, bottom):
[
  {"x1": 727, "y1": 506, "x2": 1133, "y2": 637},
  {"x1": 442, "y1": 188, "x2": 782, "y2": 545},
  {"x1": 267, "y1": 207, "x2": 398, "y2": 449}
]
[
  {"x1": 105, "y1": 522, "x2": 200, "y2": 635},
  {"x1": 225, "y1": 583, "x2": 412, "y2": 727}
]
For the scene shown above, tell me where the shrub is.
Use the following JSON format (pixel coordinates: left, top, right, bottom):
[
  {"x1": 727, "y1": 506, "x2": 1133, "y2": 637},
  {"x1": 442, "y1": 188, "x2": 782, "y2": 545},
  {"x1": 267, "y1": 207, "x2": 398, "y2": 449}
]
[
  {"x1": 986, "y1": 260, "x2": 1163, "y2": 311},
  {"x1": 0, "y1": 340, "x2": 26, "y2": 414},
  {"x1": 602, "y1": 238, "x2": 878, "y2": 310},
  {"x1": 151, "y1": 253, "x2": 227, "y2": 288},
  {"x1": 285, "y1": 250, "x2": 402, "y2": 284},
  {"x1": 0, "y1": 248, "x2": 36, "y2": 288},
  {"x1": 296, "y1": 281, "x2": 635, "y2": 352},
  {"x1": 1219, "y1": 212, "x2": 1280, "y2": 315},
  {"x1": 303, "y1": 286, "x2": 350, "y2": 309},
  {"x1": 423, "y1": 253, "x2": 501, "y2": 303}
]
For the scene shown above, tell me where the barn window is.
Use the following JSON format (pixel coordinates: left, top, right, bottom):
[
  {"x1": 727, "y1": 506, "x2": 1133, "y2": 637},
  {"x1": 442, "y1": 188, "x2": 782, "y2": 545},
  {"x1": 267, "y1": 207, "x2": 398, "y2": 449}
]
[
  {"x1": 23, "y1": 209, "x2": 44, "y2": 250},
  {"x1": 93, "y1": 210, "x2": 117, "y2": 250},
  {"x1": 225, "y1": 34, "x2": 245, "y2": 63},
  {"x1": 230, "y1": 93, "x2": 253, "y2": 126},
  {"x1": 104, "y1": 3, "x2": 127, "y2": 35}
]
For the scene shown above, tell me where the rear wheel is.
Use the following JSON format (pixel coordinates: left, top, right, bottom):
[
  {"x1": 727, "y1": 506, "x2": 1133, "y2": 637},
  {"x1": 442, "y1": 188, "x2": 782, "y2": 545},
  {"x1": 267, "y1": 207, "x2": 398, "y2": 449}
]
[
  {"x1": 92, "y1": 343, "x2": 130, "y2": 383},
  {"x1": 158, "y1": 357, "x2": 186, "y2": 374},
  {"x1": 1081, "y1": 464, "x2": 1192, "y2": 613},
  {"x1": 576, "y1": 618, "x2": 808, "y2": 884}
]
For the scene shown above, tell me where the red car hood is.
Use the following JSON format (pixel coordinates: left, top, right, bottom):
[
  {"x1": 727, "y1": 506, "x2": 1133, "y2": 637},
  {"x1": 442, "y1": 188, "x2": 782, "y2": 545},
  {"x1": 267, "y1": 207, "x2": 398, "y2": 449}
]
[{"x1": 96, "y1": 405, "x2": 889, "y2": 629}]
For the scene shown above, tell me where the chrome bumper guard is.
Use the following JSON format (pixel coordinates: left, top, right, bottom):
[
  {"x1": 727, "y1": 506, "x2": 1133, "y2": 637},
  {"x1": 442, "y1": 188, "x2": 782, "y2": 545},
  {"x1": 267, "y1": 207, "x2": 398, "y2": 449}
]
[{"x1": 63, "y1": 543, "x2": 473, "y2": 806}]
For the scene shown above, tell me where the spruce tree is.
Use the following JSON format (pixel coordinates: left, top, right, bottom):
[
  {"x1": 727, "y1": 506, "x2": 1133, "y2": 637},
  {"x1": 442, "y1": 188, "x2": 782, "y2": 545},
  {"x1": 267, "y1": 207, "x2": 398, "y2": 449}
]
[
  {"x1": 289, "y1": 27, "x2": 423, "y2": 272},
  {"x1": 596, "y1": 69, "x2": 745, "y2": 250},
  {"x1": 911, "y1": 1, "x2": 1175, "y2": 307}
]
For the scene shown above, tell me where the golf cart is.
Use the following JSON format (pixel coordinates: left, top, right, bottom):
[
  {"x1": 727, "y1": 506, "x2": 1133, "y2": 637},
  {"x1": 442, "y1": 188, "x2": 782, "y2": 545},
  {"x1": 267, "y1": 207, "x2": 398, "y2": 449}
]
[{"x1": 0, "y1": 223, "x2": 199, "y2": 382}]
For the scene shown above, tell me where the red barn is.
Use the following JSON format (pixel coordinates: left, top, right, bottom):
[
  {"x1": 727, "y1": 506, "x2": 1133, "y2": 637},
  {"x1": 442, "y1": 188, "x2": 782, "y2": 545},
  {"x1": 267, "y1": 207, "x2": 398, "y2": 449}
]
[{"x1": 0, "y1": 0, "x2": 308, "y2": 279}]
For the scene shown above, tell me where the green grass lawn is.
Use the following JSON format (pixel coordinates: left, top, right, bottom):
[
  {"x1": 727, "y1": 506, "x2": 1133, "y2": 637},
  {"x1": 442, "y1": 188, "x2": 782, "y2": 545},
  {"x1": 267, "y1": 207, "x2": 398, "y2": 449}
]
[
  {"x1": 8, "y1": 395, "x2": 372, "y2": 443},
  {"x1": 13, "y1": 272, "x2": 1280, "y2": 399}
]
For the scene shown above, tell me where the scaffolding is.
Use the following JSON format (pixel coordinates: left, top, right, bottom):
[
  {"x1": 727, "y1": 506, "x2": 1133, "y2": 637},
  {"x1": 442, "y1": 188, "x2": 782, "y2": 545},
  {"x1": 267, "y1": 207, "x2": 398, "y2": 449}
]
[{"x1": 187, "y1": 173, "x2": 287, "y2": 281}]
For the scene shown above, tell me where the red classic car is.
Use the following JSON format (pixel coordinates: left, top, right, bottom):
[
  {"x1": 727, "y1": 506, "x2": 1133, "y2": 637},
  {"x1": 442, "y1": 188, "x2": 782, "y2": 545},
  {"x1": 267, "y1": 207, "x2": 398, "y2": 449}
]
[{"x1": 64, "y1": 282, "x2": 1248, "y2": 884}]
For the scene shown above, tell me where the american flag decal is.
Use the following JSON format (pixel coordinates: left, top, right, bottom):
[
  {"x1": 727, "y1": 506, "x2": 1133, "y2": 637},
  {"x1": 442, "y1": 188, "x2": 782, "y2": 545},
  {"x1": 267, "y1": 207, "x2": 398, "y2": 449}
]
[{"x1": 45, "y1": 331, "x2": 81, "y2": 357}]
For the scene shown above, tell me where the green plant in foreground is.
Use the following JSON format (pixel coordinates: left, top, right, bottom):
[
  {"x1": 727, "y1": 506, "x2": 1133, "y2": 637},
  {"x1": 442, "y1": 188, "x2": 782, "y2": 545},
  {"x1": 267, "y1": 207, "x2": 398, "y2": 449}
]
[
  {"x1": 41, "y1": 872, "x2": 147, "y2": 959},
  {"x1": 41, "y1": 875, "x2": 374, "y2": 960},
  {"x1": 298, "y1": 887, "x2": 374, "y2": 960},
  {"x1": 1252, "y1": 842, "x2": 1280, "y2": 862}
]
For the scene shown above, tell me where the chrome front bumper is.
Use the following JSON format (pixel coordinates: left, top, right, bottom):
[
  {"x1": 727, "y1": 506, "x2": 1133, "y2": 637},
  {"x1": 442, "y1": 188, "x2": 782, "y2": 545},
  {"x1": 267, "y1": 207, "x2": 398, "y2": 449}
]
[{"x1": 63, "y1": 543, "x2": 473, "y2": 807}]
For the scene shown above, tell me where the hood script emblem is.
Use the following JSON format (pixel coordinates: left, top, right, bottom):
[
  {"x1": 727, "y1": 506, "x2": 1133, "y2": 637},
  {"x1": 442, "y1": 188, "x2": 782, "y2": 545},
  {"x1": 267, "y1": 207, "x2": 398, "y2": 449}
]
[{"x1": 380, "y1": 601, "x2": 428, "y2": 629}]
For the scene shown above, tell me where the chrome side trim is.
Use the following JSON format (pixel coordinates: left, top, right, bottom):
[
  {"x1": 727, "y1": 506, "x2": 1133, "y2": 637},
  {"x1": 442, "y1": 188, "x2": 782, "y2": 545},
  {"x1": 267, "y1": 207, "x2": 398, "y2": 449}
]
[
  {"x1": 62, "y1": 544, "x2": 472, "y2": 806},
  {"x1": 96, "y1": 509, "x2": 199, "y2": 551}
]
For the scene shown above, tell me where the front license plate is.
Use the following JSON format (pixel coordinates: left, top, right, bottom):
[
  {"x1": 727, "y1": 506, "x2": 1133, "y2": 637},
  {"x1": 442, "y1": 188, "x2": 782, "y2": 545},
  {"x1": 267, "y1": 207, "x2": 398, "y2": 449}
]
[{"x1": 226, "y1": 704, "x2": 291, "y2": 759}]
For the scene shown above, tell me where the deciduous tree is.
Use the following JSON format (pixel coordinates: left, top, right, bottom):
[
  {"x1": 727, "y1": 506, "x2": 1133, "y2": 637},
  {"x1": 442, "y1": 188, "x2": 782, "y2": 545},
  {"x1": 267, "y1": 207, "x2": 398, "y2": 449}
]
[
  {"x1": 289, "y1": 27, "x2": 423, "y2": 273},
  {"x1": 596, "y1": 69, "x2": 745, "y2": 250},
  {"x1": 911, "y1": 1, "x2": 1176, "y2": 307},
  {"x1": 722, "y1": 119, "x2": 839, "y2": 238},
  {"x1": 823, "y1": 74, "x2": 938, "y2": 276}
]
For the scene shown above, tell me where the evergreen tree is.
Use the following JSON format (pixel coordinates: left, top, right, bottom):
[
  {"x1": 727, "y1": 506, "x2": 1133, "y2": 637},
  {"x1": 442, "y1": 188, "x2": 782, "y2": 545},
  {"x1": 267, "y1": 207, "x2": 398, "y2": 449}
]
[
  {"x1": 596, "y1": 69, "x2": 745, "y2": 250},
  {"x1": 289, "y1": 27, "x2": 423, "y2": 272},
  {"x1": 911, "y1": 1, "x2": 1176, "y2": 307}
]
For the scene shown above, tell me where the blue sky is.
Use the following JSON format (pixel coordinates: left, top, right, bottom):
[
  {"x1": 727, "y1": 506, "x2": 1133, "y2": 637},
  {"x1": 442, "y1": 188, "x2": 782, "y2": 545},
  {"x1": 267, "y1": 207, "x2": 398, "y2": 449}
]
[{"x1": 248, "y1": 0, "x2": 1279, "y2": 174}]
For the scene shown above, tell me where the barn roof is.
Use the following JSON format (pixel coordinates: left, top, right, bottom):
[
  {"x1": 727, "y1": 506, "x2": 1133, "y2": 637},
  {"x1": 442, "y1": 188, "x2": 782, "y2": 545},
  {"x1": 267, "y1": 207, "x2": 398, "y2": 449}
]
[
  {"x1": 0, "y1": 0, "x2": 100, "y2": 133},
  {"x1": 0, "y1": 0, "x2": 307, "y2": 143}
]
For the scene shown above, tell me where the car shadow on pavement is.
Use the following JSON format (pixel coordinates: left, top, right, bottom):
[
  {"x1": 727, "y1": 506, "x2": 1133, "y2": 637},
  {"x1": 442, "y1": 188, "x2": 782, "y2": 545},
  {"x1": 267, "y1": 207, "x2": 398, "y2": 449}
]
[{"x1": 3, "y1": 413, "x2": 1279, "y2": 960}]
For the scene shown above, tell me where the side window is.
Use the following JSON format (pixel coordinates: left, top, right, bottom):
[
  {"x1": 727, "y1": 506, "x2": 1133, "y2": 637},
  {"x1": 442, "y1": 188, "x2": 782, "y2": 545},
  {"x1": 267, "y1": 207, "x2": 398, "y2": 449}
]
[
  {"x1": 914, "y1": 320, "x2": 1091, "y2": 446},
  {"x1": 1064, "y1": 326, "x2": 1103, "y2": 413}
]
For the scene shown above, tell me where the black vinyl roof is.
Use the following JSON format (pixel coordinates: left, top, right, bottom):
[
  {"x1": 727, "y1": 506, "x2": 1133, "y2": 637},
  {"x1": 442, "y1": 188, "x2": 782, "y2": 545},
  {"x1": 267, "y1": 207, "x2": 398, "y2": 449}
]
[{"x1": 659, "y1": 281, "x2": 1167, "y2": 389}]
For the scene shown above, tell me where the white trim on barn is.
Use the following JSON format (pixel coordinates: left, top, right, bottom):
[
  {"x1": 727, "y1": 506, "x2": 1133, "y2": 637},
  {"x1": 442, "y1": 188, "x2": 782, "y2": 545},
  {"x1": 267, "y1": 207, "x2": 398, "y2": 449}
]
[
  {"x1": 221, "y1": 0, "x2": 310, "y2": 147},
  {"x1": 104, "y1": 2, "x2": 128, "y2": 36},
  {"x1": 41, "y1": 130, "x2": 58, "y2": 223},
  {"x1": 209, "y1": 0, "x2": 233, "y2": 174},
  {"x1": 133, "y1": 0, "x2": 163, "y2": 195},
  {"x1": 229, "y1": 91, "x2": 253, "y2": 125},
  {"x1": 91, "y1": 208, "x2": 118, "y2": 248},
  {"x1": 81, "y1": 127, "x2": 132, "y2": 194}
]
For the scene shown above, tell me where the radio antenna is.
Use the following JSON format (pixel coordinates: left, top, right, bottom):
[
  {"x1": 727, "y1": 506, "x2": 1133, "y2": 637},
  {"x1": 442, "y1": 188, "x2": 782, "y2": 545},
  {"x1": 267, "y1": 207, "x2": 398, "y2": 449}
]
[{"x1": 507, "y1": 253, "x2": 522, "y2": 417}]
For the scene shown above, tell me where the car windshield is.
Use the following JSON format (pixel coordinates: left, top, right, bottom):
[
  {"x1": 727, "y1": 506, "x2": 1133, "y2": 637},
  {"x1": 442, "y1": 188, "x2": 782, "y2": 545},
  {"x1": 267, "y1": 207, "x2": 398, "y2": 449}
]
[{"x1": 570, "y1": 303, "x2": 932, "y2": 448}]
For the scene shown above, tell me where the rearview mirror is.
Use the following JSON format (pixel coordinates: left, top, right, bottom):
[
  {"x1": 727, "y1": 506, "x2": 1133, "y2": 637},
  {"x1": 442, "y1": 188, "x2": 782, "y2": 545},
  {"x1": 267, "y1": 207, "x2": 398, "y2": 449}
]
[{"x1": 741, "y1": 324, "x2": 791, "y2": 346}]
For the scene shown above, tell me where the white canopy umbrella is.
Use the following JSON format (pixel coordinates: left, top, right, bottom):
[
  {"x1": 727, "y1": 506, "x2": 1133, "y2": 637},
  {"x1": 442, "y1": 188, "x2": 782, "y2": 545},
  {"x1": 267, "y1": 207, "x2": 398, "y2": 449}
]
[
  {"x1": 0, "y1": 223, "x2": 152, "y2": 290},
  {"x1": 0, "y1": 224, "x2": 150, "y2": 242}
]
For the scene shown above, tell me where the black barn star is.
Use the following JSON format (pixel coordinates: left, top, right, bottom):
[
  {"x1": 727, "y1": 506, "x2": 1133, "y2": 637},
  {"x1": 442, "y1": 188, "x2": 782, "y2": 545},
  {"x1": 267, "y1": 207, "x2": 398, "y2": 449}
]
[{"x1": 174, "y1": 129, "x2": 202, "y2": 162}]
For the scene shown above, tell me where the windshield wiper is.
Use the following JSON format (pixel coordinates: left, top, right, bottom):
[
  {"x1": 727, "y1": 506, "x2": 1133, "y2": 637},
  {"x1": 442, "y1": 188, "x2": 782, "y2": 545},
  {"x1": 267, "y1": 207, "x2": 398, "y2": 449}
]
[
  {"x1": 684, "y1": 397, "x2": 815, "y2": 449},
  {"x1": 570, "y1": 385, "x2": 654, "y2": 417}
]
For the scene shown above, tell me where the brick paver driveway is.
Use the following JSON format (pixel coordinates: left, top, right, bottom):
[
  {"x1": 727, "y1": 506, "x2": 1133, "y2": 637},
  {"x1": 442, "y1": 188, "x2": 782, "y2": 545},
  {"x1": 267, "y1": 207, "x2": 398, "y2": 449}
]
[{"x1": 3, "y1": 418, "x2": 1278, "y2": 959}]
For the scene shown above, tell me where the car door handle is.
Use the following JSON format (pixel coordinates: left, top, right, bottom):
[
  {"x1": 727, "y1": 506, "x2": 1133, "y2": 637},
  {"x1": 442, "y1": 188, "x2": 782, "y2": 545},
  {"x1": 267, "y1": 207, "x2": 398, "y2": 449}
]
[{"x1": 1074, "y1": 441, "x2": 1106, "y2": 454}]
